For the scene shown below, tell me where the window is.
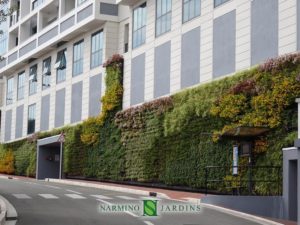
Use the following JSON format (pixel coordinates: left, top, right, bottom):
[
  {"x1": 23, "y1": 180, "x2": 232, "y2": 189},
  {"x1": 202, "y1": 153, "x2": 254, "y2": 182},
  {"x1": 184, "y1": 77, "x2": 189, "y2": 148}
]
[
  {"x1": 17, "y1": 71, "x2": 25, "y2": 100},
  {"x1": 124, "y1": 24, "x2": 129, "y2": 53},
  {"x1": 73, "y1": 40, "x2": 84, "y2": 76},
  {"x1": 42, "y1": 57, "x2": 51, "y2": 89},
  {"x1": 77, "y1": 0, "x2": 87, "y2": 6},
  {"x1": 55, "y1": 49, "x2": 67, "y2": 83},
  {"x1": 183, "y1": 0, "x2": 200, "y2": 23},
  {"x1": 6, "y1": 77, "x2": 13, "y2": 105},
  {"x1": 90, "y1": 31, "x2": 103, "y2": 68},
  {"x1": 32, "y1": 0, "x2": 44, "y2": 10},
  {"x1": 214, "y1": 0, "x2": 230, "y2": 8},
  {"x1": 156, "y1": 0, "x2": 172, "y2": 36},
  {"x1": 29, "y1": 64, "x2": 37, "y2": 95},
  {"x1": 133, "y1": 3, "x2": 147, "y2": 49},
  {"x1": 27, "y1": 104, "x2": 36, "y2": 134}
]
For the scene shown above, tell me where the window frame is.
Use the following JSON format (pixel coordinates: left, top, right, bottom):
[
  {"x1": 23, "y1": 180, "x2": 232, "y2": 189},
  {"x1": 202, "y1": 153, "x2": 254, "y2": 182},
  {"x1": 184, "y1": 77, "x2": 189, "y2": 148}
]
[
  {"x1": 90, "y1": 30, "x2": 103, "y2": 69},
  {"x1": 27, "y1": 103, "x2": 36, "y2": 135},
  {"x1": 182, "y1": 0, "x2": 201, "y2": 23},
  {"x1": 42, "y1": 57, "x2": 51, "y2": 90},
  {"x1": 6, "y1": 77, "x2": 14, "y2": 105},
  {"x1": 55, "y1": 48, "x2": 67, "y2": 83},
  {"x1": 132, "y1": 2, "x2": 147, "y2": 49},
  {"x1": 72, "y1": 39, "x2": 84, "y2": 77},
  {"x1": 214, "y1": 0, "x2": 231, "y2": 8},
  {"x1": 17, "y1": 71, "x2": 25, "y2": 100},
  {"x1": 29, "y1": 64, "x2": 38, "y2": 95},
  {"x1": 156, "y1": 0, "x2": 172, "y2": 37}
]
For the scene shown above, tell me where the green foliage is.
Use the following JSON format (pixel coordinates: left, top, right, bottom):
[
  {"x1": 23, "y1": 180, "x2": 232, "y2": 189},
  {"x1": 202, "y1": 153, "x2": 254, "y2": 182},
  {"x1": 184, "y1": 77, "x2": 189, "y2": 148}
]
[{"x1": 14, "y1": 142, "x2": 35, "y2": 176}]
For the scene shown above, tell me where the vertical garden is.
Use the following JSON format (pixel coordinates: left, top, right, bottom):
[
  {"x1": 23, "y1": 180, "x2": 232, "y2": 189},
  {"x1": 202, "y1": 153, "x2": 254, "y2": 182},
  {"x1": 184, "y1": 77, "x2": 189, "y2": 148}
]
[{"x1": 0, "y1": 52, "x2": 300, "y2": 195}]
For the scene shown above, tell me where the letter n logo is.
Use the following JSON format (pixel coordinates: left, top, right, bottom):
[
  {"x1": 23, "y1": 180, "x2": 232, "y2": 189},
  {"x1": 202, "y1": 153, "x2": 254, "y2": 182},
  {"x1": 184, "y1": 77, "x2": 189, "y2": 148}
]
[{"x1": 143, "y1": 200, "x2": 158, "y2": 216}]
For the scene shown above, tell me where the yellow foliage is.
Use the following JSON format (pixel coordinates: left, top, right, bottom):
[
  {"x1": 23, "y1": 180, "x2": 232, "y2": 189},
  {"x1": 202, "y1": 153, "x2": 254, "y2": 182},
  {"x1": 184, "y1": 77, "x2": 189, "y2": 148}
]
[{"x1": 0, "y1": 150, "x2": 15, "y2": 174}]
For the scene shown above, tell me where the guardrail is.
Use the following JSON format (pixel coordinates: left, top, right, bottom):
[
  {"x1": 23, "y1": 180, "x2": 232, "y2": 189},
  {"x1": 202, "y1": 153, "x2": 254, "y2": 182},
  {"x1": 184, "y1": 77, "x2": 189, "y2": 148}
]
[{"x1": 205, "y1": 165, "x2": 282, "y2": 196}]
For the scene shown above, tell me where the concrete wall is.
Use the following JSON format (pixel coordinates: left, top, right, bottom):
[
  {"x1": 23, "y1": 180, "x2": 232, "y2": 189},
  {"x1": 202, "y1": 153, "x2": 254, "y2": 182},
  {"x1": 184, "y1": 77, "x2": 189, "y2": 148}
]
[{"x1": 202, "y1": 195, "x2": 284, "y2": 219}]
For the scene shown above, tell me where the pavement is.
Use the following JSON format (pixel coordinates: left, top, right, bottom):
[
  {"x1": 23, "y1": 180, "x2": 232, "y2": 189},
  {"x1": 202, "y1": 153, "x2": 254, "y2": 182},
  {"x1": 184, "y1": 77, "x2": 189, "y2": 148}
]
[{"x1": 0, "y1": 174, "x2": 295, "y2": 225}]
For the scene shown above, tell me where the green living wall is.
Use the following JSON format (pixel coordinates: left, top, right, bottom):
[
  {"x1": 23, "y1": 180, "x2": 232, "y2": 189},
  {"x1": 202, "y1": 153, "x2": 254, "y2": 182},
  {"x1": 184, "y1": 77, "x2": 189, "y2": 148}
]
[{"x1": 0, "y1": 53, "x2": 300, "y2": 195}]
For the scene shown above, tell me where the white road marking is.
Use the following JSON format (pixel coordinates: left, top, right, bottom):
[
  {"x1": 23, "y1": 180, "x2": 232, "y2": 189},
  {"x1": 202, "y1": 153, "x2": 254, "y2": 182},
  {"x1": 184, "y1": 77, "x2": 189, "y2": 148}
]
[
  {"x1": 144, "y1": 221, "x2": 155, "y2": 225},
  {"x1": 44, "y1": 185, "x2": 61, "y2": 189},
  {"x1": 38, "y1": 194, "x2": 59, "y2": 199},
  {"x1": 65, "y1": 194, "x2": 86, "y2": 199},
  {"x1": 12, "y1": 194, "x2": 31, "y2": 199},
  {"x1": 116, "y1": 196, "x2": 137, "y2": 200},
  {"x1": 66, "y1": 189, "x2": 82, "y2": 194},
  {"x1": 90, "y1": 195, "x2": 113, "y2": 200}
]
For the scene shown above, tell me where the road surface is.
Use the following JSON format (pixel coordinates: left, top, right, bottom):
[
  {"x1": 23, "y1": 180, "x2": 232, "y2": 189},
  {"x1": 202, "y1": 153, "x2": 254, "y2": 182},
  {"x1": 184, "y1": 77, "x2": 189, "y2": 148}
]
[{"x1": 0, "y1": 178, "x2": 263, "y2": 225}]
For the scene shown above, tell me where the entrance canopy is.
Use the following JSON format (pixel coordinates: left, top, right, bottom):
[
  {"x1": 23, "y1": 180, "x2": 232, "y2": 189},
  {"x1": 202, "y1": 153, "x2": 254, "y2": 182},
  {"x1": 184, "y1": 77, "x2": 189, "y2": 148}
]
[{"x1": 36, "y1": 135, "x2": 63, "y2": 180}]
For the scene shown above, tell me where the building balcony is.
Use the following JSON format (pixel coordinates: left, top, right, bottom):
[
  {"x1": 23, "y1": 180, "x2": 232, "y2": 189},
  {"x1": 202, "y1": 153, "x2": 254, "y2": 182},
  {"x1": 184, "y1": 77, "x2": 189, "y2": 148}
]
[{"x1": 0, "y1": 0, "x2": 119, "y2": 76}]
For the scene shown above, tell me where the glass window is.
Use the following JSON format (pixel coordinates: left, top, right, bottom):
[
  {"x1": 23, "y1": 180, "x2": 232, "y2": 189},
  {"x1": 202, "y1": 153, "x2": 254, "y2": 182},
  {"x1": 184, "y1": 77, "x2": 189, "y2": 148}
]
[
  {"x1": 42, "y1": 57, "x2": 51, "y2": 90},
  {"x1": 183, "y1": 0, "x2": 200, "y2": 23},
  {"x1": 29, "y1": 64, "x2": 37, "y2": 95},
  {"x1": 55, "y1": 49, "x2": 67, "y2": 83},
  {"x1": 77, "y1": 0, "x2": 87, "y2": 6},
  {"x1": 214, "y1": 0, "x2": 230, "y2": 8},
  {"x1": 132, "y1": 3, "x2": 147, "y2": 49},
  {"x1": 17, "y1": 71, "x2": 25, "y2": 100},
  {"x1": 27, "y1": 104, "x2": 36, "y2": 134},
  {"x1": 32, "y1": 0, "x2": 44, "y2": 10},
  {"x1": 156, "y1": 0, "x2": 172, "y2": 36},
  {"x1": 73, "y1": 40, "x2": 84, "y2": 76},
  {"x1": 91, "y1": 31, "x2": 103, "y2": 68},
  {"x1": 6, "y1": 77, "x2": 13, "y2": 105}
]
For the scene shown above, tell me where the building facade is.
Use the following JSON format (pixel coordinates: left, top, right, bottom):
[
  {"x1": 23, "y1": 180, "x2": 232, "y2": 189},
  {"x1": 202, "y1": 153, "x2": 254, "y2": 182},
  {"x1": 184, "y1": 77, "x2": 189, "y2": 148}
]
[{"x1": 0, "y1": 0, "x2": 300, "y2": 143}]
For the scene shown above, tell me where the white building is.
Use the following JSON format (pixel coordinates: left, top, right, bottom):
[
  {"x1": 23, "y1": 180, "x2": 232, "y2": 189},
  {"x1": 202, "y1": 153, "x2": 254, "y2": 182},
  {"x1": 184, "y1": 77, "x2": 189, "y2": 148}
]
[{"x1": 0, "y1": 0, "x2": 300, "y2": 143}]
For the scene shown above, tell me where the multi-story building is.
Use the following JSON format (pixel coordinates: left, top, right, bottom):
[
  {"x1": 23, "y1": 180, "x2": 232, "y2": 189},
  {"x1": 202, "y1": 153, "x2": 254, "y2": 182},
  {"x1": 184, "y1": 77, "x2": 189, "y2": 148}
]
[{"x1": 0, "y1": 0, "x2": 300, "y2": 143}]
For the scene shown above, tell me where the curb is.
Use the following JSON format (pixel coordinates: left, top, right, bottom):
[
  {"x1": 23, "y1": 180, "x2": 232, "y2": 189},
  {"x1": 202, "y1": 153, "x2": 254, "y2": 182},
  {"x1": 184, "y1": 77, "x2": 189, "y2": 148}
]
[
  {"x1": 201, "y1": 203, "x2": 284, "y2": 225},
  {"x1": 0, "y1": 196, "x2": 18, "y2": 224},
  {"x1": 0, "y1": 197, "x2": 7, "y2": 225},
  {"x1": 47, "y1": 179, "x2": 170, "y2": 199}
]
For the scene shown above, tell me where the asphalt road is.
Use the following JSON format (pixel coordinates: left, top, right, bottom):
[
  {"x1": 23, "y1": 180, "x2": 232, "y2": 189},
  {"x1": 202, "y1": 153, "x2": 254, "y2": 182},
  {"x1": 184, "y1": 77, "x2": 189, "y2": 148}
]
[{"x1": 0, "y1": 178, "x2": 263, "y2": 225}]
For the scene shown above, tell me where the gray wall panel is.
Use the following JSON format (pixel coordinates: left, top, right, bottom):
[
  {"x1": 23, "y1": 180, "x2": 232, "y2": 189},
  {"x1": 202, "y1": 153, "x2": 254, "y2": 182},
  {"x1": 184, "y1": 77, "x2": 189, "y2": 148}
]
[
  {"x1": 213, "y1": 10, "x2": 236, "y2": 78},
  {"x1": 40, "y1": 95, "x2": 50, "y2": 131},
  {"x1": 60, "y1": 16, "x2": 75, "y2": 33},
  {"x1": 4, "y1": 110, "x2": 12, "y2": 142},
  {"x1": 202, "y1": 196, "x2": 283, "y2": 219},
  {"x1": 298, "y1": 0, "x2": 300, "y2": 50},
  {"x1": 15, "y1": 105, "x2": 24, "y2": 139},
  {"x1": 38, "y1": 26, "x2": 58, "y2": 46},
  {"x1": 0, "y1": 59, "x2": 6, "y2": 69},
  {"x1": 7, "y1": 51, "x2": 18, "y2": 64},
  {"x1": 154, "y1": 41, "x2": 170, "y2": 98},
  {"x1": 71, "y1": 81, "x2": 83, "y2": 123},
  {"x1": 55, "y1": 89, "x2": 65, "y2": 128},
  {"x1": 130, "y1": 53, "x2": 145, "y2": 105},
  {"x1": 77, "y1": 4, "x2": 93, "y2": 22},
  {"x1": 100, "y1": 3, "x2": 118, "y2": 16},
  {"x1": 181, "y1": 27, "x2": 200, "y2": 88},
  {"x1": 89, "y1": 74, "x2": 102, "y2": 117},
  {"x1": 19, "y1": 40, "x2": 36, "y2": 57},
  {"x1": 251, "y1": 0, "x2": 278, "y2": 65}
]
